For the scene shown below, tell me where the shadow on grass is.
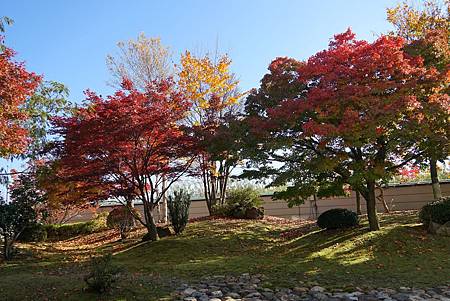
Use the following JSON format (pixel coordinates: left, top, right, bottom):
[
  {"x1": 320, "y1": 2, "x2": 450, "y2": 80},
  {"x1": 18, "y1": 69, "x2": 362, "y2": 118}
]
[
  {"x1": 115, "y1": 213, "x2": 450, "y2": 289},
  {"x1": 1, "y1": 212, "x2": 449, "y2": 300}
]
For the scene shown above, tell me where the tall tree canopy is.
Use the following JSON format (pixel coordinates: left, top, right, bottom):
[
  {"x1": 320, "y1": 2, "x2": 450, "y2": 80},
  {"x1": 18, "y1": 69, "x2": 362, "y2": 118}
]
[
  {"x1": 21, "y1": 80, "x2": 71, "y2": 159},
  {"x1": 54, "y1": 79, "x2": 195, "y2": 240},
  {"x1": 243, "y1": 29, "x2": 441, "y2": 231},
  {"x1": 387, "y1": 0, "x2": 449, "y2": 199},
  {"x1": 106, "y1": 33, "x2": 173, "y2": 90}
]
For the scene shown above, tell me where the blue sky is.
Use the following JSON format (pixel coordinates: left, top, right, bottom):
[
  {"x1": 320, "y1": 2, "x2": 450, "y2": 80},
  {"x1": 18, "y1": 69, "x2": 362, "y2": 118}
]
[
  {"x1": 1, "y1": 0, "x2": 399, "y2": 186},
  {"x1": 3, "y1": 0, "x2": 397, "y2": 102}
]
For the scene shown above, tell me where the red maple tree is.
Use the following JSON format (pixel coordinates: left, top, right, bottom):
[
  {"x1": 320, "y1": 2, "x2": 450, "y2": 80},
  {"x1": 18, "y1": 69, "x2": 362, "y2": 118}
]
[
  {"x1": 54, "y1": 79, "x2": 195, "y2": 240},
  {"x1": 244, "y1": 29, "x2": 440, "y2": 230},
  {"x1": 0, "y1": 41, "x2": 41, "y2": 157}
]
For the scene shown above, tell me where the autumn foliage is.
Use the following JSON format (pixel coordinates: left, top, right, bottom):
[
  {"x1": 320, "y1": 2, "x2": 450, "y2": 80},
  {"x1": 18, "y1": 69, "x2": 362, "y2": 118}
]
[
  {"x1": 54, "y1": 79, "x2": 195, "y2": 240},
  {"x1": 178, "y1": 51, "x2": 243, "y2": 213},
  {"x1": 36, "y1": 160, "x2": 100, "y2": 224},
  {"x1": 0, "y1": 42, "x2": 41, "y2": 157},
  {"x1": 244, "y1": 29, "x2": 442, "y2": 230},
  {"x1": 387, "y1": 0, "x2": 449, "y2": 200}
]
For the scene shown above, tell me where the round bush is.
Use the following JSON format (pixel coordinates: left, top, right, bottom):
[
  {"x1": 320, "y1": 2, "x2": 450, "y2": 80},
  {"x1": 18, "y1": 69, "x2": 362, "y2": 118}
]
[
  {"x1": 419, "y1": 196, "x2": 450, "y2": 227},
  {"x1": 317, "y1": 208, "x2": 359, "y2": 230}
]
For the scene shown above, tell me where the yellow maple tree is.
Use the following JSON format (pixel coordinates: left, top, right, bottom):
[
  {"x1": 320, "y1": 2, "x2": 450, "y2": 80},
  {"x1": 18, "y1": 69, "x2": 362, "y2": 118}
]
[
  {"x1": 178, "y1": 51, "x2": 242, "y2": 126},
  {"x1": 387, "y1": 0, "x2": 449, "y2": 42},
  {"x1": 178, "y1": 51, "x2": 244, "y2": 213}
]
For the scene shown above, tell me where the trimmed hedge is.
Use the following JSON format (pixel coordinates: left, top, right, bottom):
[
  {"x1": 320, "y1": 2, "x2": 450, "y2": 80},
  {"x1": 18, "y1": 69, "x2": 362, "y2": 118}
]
[
  {"x1": 317, "y1": 208, "x2": 359, "y2": 230},
  {"x1": 45, "y1": 212, "x2": 108, "y2": 241},
  {"x1": 419, "y1": 196, "x2": 450, "y2": 227},
  {"x1": 17, "y1": 223, "x2": 47, "y2": 242}
]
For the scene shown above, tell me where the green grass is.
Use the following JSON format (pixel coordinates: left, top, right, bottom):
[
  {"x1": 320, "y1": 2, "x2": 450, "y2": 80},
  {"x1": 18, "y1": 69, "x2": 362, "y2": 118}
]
[{"x1": 1, "y1": 211, "x2": 449, "y2": 300}]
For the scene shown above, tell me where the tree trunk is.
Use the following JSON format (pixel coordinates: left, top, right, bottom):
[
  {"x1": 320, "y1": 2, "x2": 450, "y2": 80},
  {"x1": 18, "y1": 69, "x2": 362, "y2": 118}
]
[
  {"x1": 141, "y1": 199, "x2": 159, "y2": 241},
  {"x1": 143, "y1": 212, "x2": 159, "y2": 241},
  {"x1": 430, "y1": 157, "x2": 442, "y2": 199},
  {"x1": 310, "y1": 194, "x2": 318, "y2": 219},
  {"x1": 355, "y1": 190, "x2": 362, "y2": 215},
  {"x1": 364, "y1": 181, "x2": 380, "y2": 231},
  {"x1": 376, "y1": 185, "x2": 390, "y2": 213},
  {"x1": 202, "y1": 168, "x2": 212, "y2": 215},
  {"x1": 3, "y1": 237, "x2": 13, "y2": 260},
  {"x1": 126, "y1": 198, "x2": 136, "y2": 227},
  {"x1": 159, "y1": 176, "x2": 168, "y2": 224}
]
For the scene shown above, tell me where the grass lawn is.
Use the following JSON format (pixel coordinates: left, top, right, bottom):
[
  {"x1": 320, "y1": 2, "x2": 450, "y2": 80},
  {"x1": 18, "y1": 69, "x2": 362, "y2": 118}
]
[{"x1": 0, "y1": 211, "x2": 449, "y2": 300}]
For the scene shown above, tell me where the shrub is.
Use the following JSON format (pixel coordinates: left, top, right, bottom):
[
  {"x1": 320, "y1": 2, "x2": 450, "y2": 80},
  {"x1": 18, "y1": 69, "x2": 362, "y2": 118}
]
[
  {"x1": 84, "y1": 253, "x2": 121, "y2": 293},
  {"x1": 167, "y1": 189, "x2": 191, "y2": 234},
  {"x1": 17, "y1": 223, "x2": 47, "y2": 242},
  {"x1": 89, "y1": 212, "x2": 109, "y2": 230},
  {"x1": 0, "y1": 174, "x2": 40, "y2": 259},
  {"x1": 106, "y1": 206, "x2": 139, "y2": 240},
  {"x1": 215, "y1": 187, "x2": 264, "y2": 219},
  {"x1": 45, "y1": 213, "x2": 108, "y2": 241},
  {"x1": 157, "y1": 226, "x2": 173, "y2": 237},
  {"x1": 419, "y1": 196, "x2": 450, "y2": 227},
  {"x1": 317, "y1": 208, "x2": 359, "y2": 230}
]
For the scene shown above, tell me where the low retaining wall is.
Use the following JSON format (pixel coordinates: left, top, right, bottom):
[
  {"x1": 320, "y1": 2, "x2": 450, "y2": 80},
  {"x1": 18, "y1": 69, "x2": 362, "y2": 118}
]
[{"x1": 70, "y1": 181, "x2": 450, "y2": 223}]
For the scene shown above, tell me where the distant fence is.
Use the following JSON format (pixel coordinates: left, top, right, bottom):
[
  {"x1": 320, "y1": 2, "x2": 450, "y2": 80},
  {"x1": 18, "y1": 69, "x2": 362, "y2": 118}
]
[{"x1": 71, "y1": 181, "x2": 450, "y2": 223}]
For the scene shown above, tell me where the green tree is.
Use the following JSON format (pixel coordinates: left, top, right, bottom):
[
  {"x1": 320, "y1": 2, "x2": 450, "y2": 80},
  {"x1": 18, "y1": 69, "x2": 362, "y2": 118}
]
[
  {"x1": 22, "y1": 80, "x2": 71, "y2": 159},
  {"x1": 0, "y1": 16, "x2": 13, "y2": 52}
]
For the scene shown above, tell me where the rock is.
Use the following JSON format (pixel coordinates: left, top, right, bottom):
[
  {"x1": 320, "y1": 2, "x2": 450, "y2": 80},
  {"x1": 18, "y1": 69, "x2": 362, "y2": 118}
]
[
  {"x1": 293, "y1": 287, "x2": 308, "y2": 294},
  {"x1": 311, "y1": 292, "x2": 328, "y2": 300},
  {"x1": 392, "y1": 293, "x2": 411, "y2": 301},
  {"x1": 375, "y1": 291, "x2": 391, "y2": 299},
  {"x1": 436, "y1": 221, "x2": 450, "y2": 236},
  {"x1": 358, "y1": 295, "x2": 379, "y2": 301},
  {"x1": 156, "y1": 226, "x2": 173, "y2": 238},
  {"x1": 210, "y1": 290, "x2": 223, "y2": 298},
  {"x1": 245, "y1": 207, "x2": 264, "y2": 220},
  {"x1": 192, "y1": 292, "x2": 207, "y2": 299},
  {"x1": 262, "y1": 291, "x2": 275, "y2": 299},
  {"x1": 286, "y1": 293, "x2": 301, "y2": 300},
  {"x1": 246, "y1": 292, "x2": 262, "y2": 298},
  {"x1": 172, "y1": 274, "x2": 450, "y2": 301},
  {"x1": 310, "y1": 286, "x2": 326, "y2": 293},
  {"x1": 227, "y1": 292, "x2": 241, "y2": 298},
  {"x1": 183, "y1": 288, "x2": 197, "y2": 296},
  {"x1": 209, "y1": 285, "x2": 220, "y2": 291}
]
